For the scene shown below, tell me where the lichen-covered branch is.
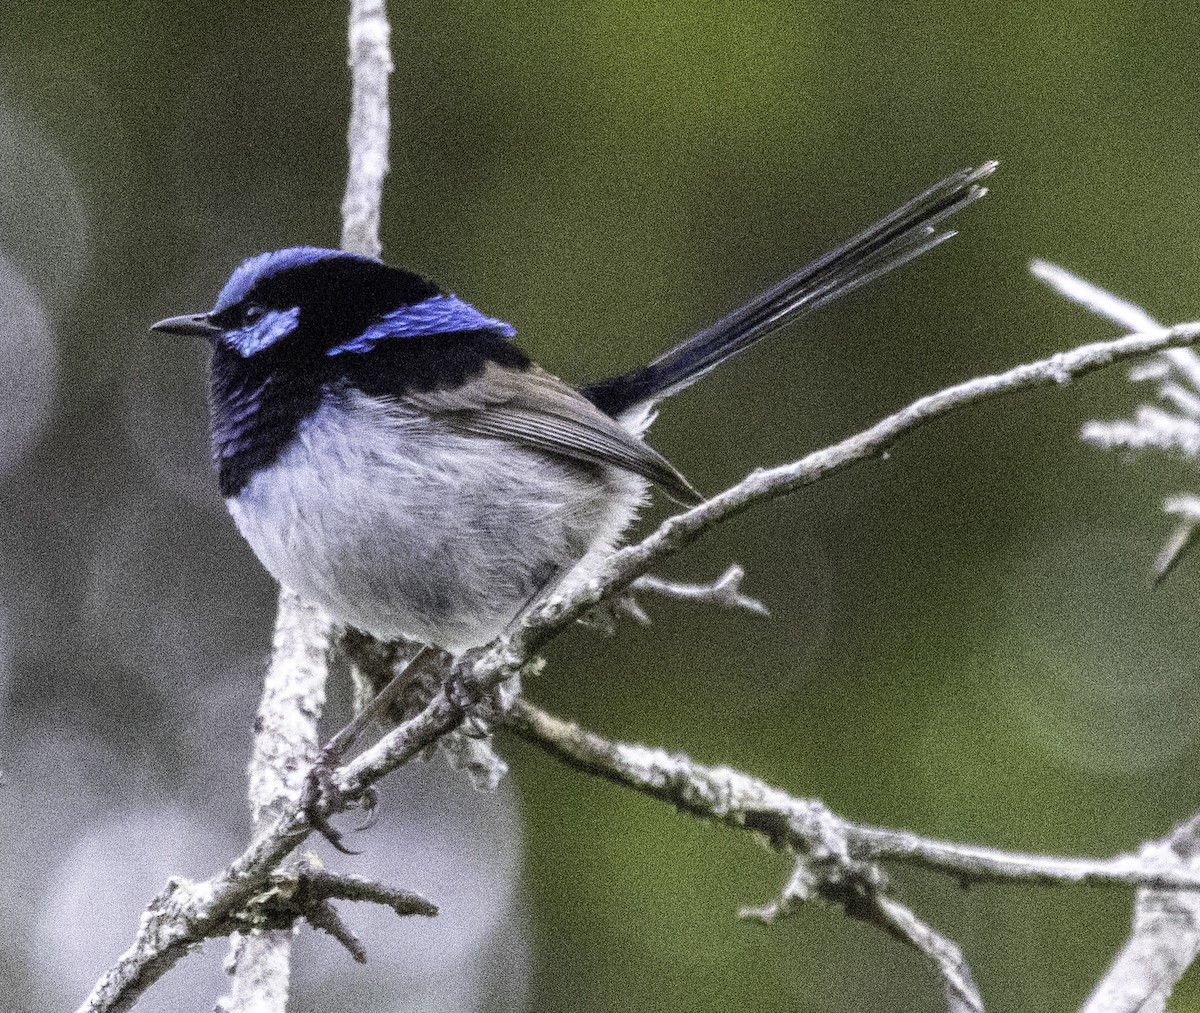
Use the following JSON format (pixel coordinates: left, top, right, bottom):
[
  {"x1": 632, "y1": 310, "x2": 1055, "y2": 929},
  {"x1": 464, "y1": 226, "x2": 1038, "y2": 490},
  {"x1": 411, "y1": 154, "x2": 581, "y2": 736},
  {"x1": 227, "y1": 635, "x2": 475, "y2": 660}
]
[
  {"x1": 503, "y1": 699, "x2": 1200, "y2": 893},
  {"x1": 504, "y1": 699, "x2": 1200, "y2": 1013},
  {"x1": 78, "y1": 2, "x2": 397, "y2": 1011},
  {"x1": 218, "y1": 0, "x2": 396, "y2": 1004},
  {"x1": 341, "y1": 0, "x2": 392, "y2": 259},
  {"x1": 218, "y1": 593, "x2": 333, "y2": 1012}
]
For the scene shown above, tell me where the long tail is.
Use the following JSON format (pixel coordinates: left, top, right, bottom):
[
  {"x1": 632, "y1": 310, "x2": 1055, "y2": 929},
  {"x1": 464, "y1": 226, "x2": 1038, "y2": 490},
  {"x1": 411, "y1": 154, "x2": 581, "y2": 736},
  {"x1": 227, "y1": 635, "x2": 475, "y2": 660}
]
[{"x1": 582, "y1": 161, "x2": 996, "y2": 418}]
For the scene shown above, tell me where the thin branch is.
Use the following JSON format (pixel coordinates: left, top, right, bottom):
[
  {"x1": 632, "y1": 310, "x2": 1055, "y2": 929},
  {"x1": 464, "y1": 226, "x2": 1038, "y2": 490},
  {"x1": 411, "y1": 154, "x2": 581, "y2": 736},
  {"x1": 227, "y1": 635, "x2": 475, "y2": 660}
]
[
  {"x1": 79, "y1": 311, "x2": 1200, "y2": 1013},
  {"x1": 296, "y1": 868, "x2": 438, "y2": 918},
  {"x1": 744, "y1": 845, "x2": 984, "y2": 1012},
  {"x1": 872, "y1": 894, "x2": 984, "y2": 1013},
  {"x1": 302, "y1": 900, "x2": 367, "y2": 963},
  {"x1": 341, "y1": 0, "x2": 392, "y2": 259},
  {"x1": 233, "y1": 865, "x2": 437, "y2": 966},
  {"x1": 559, "y1": 319, "x2": 1200, "y2": 637},
  {"x1": 1155, "y1": 494, "x2": 1200, "y2": 582},
  {"x1": 503, "y1": 699, "x2": 1200, "y2": 894},
  {"x1": 1032, "y1": 259, "x2": 1200, "y2": 388},
  {"x1": 1031, "y1": 259, "x2": 1162, "y2": 333}
]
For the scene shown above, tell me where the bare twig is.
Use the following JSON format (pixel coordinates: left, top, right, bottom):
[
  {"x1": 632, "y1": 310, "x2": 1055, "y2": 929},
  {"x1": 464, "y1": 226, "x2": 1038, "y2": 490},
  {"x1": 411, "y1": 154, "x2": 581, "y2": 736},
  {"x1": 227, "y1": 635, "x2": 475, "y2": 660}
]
[
  {"x1": 232, "y1": 864, "x2": 437, "y2": 967},
  {"x1": 302, "y1": 899, "x2": 367, "y2": 963},
  {"x1": 743, "y1": 845, "x2": 984, "y2": 1011},
  {"x1": 1156, "y1": 494, "x2": 1200, "y2": 581},
  {"x1": 1035, "y1": 260, "x2": 1200, "y2": 580},
  {"x1": 628, "y1": 564, "x2": 770, "y2": 620},
  {"x1": 871, "y1": 895, "x2": 984, "y2": 1013}
]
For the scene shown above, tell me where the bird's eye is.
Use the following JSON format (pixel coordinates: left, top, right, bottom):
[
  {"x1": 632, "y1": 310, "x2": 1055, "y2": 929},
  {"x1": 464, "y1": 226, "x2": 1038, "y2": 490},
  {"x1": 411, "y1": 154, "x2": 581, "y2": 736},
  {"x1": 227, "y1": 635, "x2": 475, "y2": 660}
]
[{"x1": 243, "y1": 304, "x2": 266, "y2": 325}]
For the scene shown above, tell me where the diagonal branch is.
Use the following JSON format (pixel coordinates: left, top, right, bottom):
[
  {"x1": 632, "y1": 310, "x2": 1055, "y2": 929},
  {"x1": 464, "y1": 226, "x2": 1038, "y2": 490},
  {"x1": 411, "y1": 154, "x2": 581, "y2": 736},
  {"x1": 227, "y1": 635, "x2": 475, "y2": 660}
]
[
  {"x1": 871, "y1": 894, "x2": 984, "y2": 1013},
  {"x1": 549, "y1": 318, "x2": 1200, "y2": 642}
]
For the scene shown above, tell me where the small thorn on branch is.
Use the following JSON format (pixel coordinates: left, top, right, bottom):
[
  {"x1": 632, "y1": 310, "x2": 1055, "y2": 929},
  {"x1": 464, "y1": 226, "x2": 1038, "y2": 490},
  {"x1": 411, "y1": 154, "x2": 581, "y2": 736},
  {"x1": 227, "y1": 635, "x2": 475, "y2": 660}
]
[
  {"x1": 296, "y1": 867, "x2": 439, "y2": 920},
  {"x1": 629, "y1": 564, "x2": 771, "y2": 621}
]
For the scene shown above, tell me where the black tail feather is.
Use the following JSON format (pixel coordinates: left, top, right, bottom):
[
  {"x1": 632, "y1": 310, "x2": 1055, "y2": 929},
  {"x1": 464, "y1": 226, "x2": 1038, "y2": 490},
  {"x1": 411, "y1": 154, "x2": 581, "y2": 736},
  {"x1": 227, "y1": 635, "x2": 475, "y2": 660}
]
[{"x1": 583, "y1": 161, "x2": 996, "y2": 418}]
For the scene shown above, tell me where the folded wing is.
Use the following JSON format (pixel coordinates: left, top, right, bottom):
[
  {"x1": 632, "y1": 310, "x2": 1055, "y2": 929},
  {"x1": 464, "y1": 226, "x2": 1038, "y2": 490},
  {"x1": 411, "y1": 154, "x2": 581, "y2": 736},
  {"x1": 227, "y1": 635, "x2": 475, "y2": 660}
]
[{"x1": 402, "y1": 364, "x2": 702, "y2": 505}]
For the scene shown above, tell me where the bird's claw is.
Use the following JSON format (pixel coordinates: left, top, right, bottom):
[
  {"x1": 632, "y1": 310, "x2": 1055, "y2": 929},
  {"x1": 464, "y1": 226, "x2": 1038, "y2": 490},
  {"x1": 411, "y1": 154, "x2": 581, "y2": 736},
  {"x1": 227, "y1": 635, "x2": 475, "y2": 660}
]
[
  {"x1": 352, "y1": 787, "x2": 380, "y2": 832},
  {"x1": 300, "y1": 744, "x2": 362, "y2": 855}
]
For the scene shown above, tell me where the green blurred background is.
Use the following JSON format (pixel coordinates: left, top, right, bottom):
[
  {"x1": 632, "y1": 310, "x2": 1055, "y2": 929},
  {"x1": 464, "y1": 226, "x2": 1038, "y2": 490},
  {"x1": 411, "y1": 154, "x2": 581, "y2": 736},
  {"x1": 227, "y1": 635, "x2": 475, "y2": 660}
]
[{"x1": 2, "y1": 1, "x2": 1199, "y2": 1010}]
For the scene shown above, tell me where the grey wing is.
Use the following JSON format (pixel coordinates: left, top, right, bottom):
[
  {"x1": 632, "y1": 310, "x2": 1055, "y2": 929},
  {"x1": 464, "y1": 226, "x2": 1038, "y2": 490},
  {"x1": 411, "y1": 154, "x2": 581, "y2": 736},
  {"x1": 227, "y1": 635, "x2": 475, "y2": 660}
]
[{"x1": 406, "y1": 364, "x2": 703, "y2": 505}]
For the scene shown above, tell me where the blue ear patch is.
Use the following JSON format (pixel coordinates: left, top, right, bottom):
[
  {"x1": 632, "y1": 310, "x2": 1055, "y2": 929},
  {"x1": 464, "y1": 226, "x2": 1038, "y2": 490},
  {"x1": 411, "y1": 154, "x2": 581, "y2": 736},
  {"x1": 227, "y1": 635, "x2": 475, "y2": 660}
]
[
  {"x1": 226, "y1": 306, "x2": 302, "y2": 357},
  {"x1": 327, "y1": 294, "x2": 516, "y2": 355}
]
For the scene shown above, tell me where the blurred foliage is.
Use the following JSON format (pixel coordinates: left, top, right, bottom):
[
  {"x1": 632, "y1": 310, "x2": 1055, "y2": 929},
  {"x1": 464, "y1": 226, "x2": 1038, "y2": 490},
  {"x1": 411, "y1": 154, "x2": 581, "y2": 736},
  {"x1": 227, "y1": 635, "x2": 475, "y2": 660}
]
[{"x1": 2, "y1": 1, "x2": 1200, "y2": 1010}]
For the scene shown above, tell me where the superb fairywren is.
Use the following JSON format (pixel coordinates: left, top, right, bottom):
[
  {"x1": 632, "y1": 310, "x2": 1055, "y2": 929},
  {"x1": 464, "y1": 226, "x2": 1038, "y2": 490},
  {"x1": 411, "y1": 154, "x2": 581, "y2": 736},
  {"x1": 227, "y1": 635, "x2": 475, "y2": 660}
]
[{"x1": 153, "y1": 164, "x2": 994, "y2": 653}]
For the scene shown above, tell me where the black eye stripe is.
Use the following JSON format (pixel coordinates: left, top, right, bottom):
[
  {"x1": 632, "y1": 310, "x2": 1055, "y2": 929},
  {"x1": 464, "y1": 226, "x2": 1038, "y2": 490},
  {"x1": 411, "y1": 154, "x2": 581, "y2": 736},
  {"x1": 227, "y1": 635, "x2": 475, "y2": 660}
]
[{"x1": 211, "y1": 303, "x2": 266, "y2": 329}]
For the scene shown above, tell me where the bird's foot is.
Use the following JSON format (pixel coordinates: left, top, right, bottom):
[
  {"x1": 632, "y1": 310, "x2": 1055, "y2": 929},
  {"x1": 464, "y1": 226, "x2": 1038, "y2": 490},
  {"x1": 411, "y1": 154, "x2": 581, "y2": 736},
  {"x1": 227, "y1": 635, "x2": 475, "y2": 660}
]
[{"x1": 299, "y1": 743, "x2": 378, "y2": 855}]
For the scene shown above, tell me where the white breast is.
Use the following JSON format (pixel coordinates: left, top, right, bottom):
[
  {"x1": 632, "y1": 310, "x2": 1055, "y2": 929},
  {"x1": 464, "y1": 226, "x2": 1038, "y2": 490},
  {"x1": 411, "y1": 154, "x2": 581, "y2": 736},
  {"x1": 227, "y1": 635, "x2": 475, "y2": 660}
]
[{"x1": 226, "y1": 390, "x2": 647, "y2": 653}]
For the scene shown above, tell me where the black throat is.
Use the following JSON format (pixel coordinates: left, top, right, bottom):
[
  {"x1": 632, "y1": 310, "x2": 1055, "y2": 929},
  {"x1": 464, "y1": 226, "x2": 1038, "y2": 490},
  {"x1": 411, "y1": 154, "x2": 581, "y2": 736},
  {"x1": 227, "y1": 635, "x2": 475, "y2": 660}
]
[
  {"x1": 209, "y1": 331, "x2": 531, "y2": 498},
  {"x1": 209, "y1": 344, "x2": 324, "y2": 498}
]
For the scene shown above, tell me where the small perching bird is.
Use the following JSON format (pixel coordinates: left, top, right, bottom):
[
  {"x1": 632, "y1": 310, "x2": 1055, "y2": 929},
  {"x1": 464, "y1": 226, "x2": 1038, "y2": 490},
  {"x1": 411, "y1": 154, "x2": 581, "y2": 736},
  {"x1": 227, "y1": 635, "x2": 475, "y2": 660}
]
[{"x1": 153, "y1": 163, "x2": 995, "y2": 654}]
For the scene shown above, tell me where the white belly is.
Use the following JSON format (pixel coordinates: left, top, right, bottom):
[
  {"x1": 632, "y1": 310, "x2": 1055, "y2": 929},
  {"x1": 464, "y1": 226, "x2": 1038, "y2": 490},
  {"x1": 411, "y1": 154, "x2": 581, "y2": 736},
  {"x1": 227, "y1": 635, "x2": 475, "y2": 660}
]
[{"x1": 226, "y1": 391, "x2": 647, "y2": 653}]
